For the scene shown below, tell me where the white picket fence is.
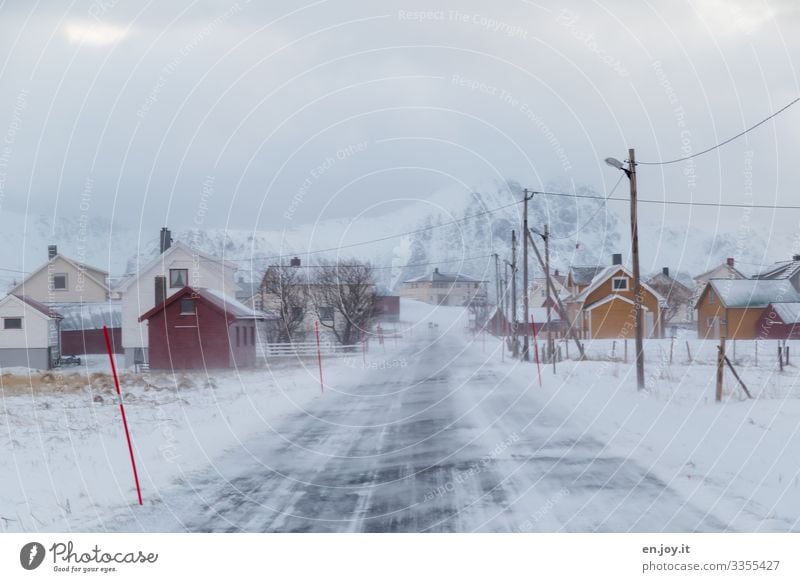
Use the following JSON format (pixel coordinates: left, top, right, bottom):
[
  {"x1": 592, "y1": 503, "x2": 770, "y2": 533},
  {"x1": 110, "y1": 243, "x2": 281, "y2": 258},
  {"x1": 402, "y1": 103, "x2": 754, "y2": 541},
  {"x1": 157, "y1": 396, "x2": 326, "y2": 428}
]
[{"x1": 261, "y1": 341, "x2": 361, "y2": 358}]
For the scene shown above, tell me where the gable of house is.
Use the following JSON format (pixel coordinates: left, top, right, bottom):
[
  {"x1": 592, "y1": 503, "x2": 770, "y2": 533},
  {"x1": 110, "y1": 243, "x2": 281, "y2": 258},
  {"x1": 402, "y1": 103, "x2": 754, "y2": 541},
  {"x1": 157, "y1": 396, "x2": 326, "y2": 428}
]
[{"x1": 8, "y1": 255, "x2": 109, "y2": 303}]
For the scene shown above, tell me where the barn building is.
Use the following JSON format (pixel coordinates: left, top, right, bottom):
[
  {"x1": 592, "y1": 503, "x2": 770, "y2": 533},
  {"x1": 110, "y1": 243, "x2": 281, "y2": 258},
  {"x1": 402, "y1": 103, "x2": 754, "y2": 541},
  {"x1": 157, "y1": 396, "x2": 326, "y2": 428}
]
[
  {"x1": 139, "y1": 287, "x2": 265, "y2": 370},
  {"x1": 755, "y1": 302, "x2": 800, "y2": 340}
]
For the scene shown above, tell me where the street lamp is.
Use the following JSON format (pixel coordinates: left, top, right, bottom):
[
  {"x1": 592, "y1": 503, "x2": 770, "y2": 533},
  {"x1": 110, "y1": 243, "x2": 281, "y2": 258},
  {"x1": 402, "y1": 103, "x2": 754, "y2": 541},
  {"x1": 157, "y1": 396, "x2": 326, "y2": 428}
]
[{"x1": 605, "y1": 149, "x2": 645, "y2": 391}]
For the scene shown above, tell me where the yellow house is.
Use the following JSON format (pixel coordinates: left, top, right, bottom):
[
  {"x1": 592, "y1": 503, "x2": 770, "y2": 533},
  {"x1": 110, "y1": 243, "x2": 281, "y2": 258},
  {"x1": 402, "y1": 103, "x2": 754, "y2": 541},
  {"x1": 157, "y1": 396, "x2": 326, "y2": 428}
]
[
  {"x1": 695, "y1": 278, "x2": 800, "y2": 339},
  {"x1": 570, "y1": 265, "x2": 666, "y2": 339}
]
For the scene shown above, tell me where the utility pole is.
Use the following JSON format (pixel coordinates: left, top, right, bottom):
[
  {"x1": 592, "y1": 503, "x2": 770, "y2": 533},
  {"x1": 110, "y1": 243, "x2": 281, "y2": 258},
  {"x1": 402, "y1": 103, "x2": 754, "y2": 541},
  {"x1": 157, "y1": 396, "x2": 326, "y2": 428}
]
[
  {"x1": 511, "y1": 230, "x2": 519, "y2": 358},
  {"x1": 543, "y1": 223, "x2": 555, "y2": 372},
  {"x1": 493, "y1": 253, "x2": 502, "y2": 323},
  {"x1": 628, "y1": 148, "x2": 645, "y2": 391},
  {"x1": 522, "y1": 190, "x2": 533, "y2": 361},
  {"x1": 526, "y1": 228, "x2": 584, "y2": 358},
  {"x1": 504, "y1": 262, "x2": 510, "y2": 346}
]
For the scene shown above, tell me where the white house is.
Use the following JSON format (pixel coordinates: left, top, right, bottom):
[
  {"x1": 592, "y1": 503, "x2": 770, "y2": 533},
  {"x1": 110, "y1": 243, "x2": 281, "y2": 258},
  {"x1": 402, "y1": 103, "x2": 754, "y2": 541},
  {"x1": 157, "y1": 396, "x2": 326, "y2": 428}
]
[
  {"x1": 7, "y1": 245, "x2": 110, "y2": 304},
  {"x1": 0, "y1": 294, "x2": 62, "y2": 370},
  {"x1": 115, "y1": 236, "x2": 240, "y2": 367}
]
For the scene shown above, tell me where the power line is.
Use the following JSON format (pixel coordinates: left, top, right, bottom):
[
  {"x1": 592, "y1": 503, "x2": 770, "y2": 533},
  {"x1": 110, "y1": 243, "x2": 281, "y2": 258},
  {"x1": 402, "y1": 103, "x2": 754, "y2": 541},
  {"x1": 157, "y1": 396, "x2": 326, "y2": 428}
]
[
  {"x1": 537, "y1": 189, "x2": 800, "y2": 210},
  {"x1": 546, "y1": 174, "x2": 625, "y2": 240},
  {"x1": 637, "y1": 96, "x2": 800, "y2": 166},
  {"x1": 197, "y1": 199, "x2": 525, "y2": 264}
]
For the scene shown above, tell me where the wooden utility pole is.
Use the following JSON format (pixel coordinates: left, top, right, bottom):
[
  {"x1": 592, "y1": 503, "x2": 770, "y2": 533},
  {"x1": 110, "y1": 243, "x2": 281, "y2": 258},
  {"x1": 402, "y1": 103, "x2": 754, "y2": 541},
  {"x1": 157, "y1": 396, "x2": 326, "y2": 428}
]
[
  {"x1": 543, "y1": 223, "x2": 554, "y2": 371},
  {"x1": 526, "y1": 229, "x2": 584, "y2": 357},
  {"x1": 522, "y1": 191, "x2": 532, "y2": 361},
  {"x1": 493, "y1": 253, "x2": 502, "y2": 322},
  {"x1": 716, "y1": 336, "x2": 725, "y2": 402},
  {"x1": 628, "y1": 148, "x2": 645, "y2": 391},
  {"x1": 511, "y1": 230, "x2": 519, "y2": 358}
]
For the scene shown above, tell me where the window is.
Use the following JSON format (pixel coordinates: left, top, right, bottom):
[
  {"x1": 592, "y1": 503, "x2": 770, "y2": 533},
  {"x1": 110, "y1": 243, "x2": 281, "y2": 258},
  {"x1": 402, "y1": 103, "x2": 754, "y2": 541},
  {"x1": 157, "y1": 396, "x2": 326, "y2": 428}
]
[
  {"x1": 236, "y1": 326, "x2": 241, "y2": 347},
  {"x1": 53, "y1": 273, "x2": 68, "y2": 290},
  {"x1": 170, "y1": 269, "x2": 188, "y2": 288},
  {"x1": 319, "y1": 306, "x2": 334, "y2": 322},
  {"x1": 708, "y1": 289, "x2": 715, "y2": 304},
  {"x1": 250, "y1": 326, "x2": 255, "y2": 345},
  {"x1": 179, "y1": 298, "x2": 195, "y2": 315},
  {"x1": 3, "y1": 317, "x2": 22, "y2": 330},
  {"x1": 612, "y1": 277, "x2": 629, "y2": 291}
]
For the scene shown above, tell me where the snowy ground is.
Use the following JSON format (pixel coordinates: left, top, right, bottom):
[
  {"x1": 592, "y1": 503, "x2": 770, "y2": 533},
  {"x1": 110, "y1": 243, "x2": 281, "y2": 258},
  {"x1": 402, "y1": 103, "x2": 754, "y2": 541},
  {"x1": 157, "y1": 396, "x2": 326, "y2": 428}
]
[{"x1": 1, "y1": 299, "x2": 799, "y2": 532}]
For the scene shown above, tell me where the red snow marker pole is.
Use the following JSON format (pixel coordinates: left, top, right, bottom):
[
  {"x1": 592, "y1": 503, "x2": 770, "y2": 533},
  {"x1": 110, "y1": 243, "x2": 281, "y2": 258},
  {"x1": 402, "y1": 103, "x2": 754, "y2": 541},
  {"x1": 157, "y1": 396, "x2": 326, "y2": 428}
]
[
  {"x1": 315, "y1": 320, "x2": 324, "y2": 393},
  {"x1": 102, "y1": 326, "x2": 143, "y2": 506},
  {"x1": 530, "y1": 317, "x2": 542, "y2": 388}
]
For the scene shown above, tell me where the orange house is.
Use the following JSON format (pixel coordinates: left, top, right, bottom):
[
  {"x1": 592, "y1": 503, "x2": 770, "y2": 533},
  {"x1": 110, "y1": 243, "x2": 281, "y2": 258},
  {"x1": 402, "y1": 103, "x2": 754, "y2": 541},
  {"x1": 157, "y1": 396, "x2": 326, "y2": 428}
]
[
  {"x1": 695, "y1": 278, "x2": 800, "y2": 339},
  {"x1": 571, "y1": 265, "x2": 665, "y2": 339}
]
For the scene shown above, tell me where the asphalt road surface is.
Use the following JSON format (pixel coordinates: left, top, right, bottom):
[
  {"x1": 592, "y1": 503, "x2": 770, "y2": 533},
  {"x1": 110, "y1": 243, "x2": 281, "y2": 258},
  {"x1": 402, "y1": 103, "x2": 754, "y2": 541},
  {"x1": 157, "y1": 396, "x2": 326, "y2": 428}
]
[{"x1": 104, "y1": 311, "x2": 728, "y2": 532}]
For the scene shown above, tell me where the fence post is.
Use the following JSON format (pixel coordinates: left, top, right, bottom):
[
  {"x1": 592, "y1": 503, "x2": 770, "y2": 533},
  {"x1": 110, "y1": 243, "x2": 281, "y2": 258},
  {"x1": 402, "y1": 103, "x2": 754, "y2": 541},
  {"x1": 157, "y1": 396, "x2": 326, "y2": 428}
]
[
  {"x1": 786, "y1": 345, "x2": 790, "y2": 366},
  {"x1": 686, "y1": 341, "x2": 692, "y2": 364},
  {"x1": 778, "y1": 345, "x2": 783, "y2": 372},
  {"x1": 315, "y1": 321, "x2": 324, "y2": 393},
  {"x1": 669, "y1": 337, "x2": 674, "y2": 364},
  {"x1": 755, "y1": 340, "x2": 758, "y2": 367},
  {"x1": 733, "y1": 339, "x2": 737, "y2": 364},
  {"x1": 716, "y1": 336, "x2": 725, "y2": 402},
  {"x1": 624, "y1": 339, "x2": 628, "y2": 363},
  {"x1": 611, "y1": 340, "x2": 616, "y2": 360}
]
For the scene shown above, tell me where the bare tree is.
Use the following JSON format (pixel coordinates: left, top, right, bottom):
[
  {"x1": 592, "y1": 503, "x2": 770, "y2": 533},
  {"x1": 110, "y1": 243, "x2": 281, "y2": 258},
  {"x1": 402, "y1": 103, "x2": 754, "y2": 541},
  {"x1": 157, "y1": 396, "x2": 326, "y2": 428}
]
[
  {"x1": 310, "y1": 260, "x2": 378, "y2": 346},
  {"x1": 260, "y1": 265, "x2": 308, "y2": 342}
]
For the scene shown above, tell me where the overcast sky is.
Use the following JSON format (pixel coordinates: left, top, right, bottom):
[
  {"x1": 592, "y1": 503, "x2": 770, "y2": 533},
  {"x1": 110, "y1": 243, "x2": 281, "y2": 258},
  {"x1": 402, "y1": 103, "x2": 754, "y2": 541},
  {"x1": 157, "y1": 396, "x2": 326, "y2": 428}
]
[{"x1": 0, "y1": 0, "x2": 798, "y2": 251}]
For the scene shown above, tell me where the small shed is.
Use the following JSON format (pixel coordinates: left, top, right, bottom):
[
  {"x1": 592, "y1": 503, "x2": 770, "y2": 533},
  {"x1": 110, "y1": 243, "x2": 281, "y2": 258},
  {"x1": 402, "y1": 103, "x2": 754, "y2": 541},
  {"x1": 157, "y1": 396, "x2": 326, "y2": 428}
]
[
  {"x1": 756, "y1": 302, "x2": 800, "y2": 340},
  {"x1": 139, "y1": 287, "x2": 266, "y2": 370},
  {"x1": 52, "y1": 302, "x2": 122, "y2": 355},
  {"x1": 0, "y1": 294, "x2": 62, "y2": 370}
]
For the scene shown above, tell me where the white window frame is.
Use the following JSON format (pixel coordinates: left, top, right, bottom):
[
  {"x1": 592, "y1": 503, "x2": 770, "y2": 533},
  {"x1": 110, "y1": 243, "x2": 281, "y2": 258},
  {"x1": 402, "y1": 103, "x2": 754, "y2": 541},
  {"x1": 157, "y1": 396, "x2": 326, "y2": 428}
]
[
  {"x1": 612, "y1": 276, "x2": 629, "y2": 291},
  {"x1": 3, "y1": 317, "x2": 22, "y2": 330}
]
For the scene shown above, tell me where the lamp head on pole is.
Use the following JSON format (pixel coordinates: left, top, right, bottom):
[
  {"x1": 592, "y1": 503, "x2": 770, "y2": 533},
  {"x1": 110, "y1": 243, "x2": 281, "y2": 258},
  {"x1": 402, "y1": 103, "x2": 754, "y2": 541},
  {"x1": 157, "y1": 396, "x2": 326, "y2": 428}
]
[{"x1": 605, "y1": 156, "x2": 631, "y2": 177}]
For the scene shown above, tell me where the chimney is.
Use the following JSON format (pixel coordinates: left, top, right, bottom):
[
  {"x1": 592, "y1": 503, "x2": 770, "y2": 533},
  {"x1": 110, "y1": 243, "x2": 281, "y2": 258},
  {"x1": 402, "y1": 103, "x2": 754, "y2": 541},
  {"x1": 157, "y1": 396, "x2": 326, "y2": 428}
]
[
  {"x1": 48, "y1": 245, "x2": 57, "y2": 260},
  {"x1": 434, "y1": 268, "x2": 440, "y2": 275},
  {"x1": 155, "y1": 276, "x2": 167, "y2": 306},
  {"x1": 662, "y1": 267, "x2": 669, "y2": 277},
  {"x1": 726, "y1": 257, "x2": 735, "y2": 267},
  {"x1": 793, "y1": 254, "x2": 800, "y2": 262},
  {"x1": 554, "y1": 269, "x2": 560, "y2": 277},
  {"x1": 289, "y1": 257, "x2": 301, "y2": 267},
  {"x1": 612, "y1": 253, "x2": 622, "y2": 266},
  {"x1": 159, "y1": 227, "x2": 172, "y2": 254}
]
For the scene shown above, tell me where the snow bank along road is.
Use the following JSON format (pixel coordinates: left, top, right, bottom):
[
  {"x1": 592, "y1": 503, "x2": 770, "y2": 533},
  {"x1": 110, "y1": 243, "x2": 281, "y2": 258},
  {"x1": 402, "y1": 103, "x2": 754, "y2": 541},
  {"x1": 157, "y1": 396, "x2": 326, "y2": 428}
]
[{"x1": 103, "y1": 305, "x2": 729, "y2": 532}]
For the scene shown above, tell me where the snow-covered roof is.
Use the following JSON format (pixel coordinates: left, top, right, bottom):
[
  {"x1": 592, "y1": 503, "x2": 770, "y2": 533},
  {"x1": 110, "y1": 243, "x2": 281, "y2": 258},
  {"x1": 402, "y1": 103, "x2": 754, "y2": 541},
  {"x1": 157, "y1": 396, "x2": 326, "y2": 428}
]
[
  {"x1": 706, "y1": 279, "x2": 800, "y2": 308},
  {"x1": 50, "y1": 302, "x2": 121, "y2": 331},
  {"x1": 771, "y1": 302, "x2": 800, "y2": 324},
  {"x1": 569, "y1": 266, "x2": 604, "y2": 286},
  {"x1": 693, "y1": 261, "x2": 745, "y2": 282},
  {"x1": 404, "y1": 268, "x2": 486, "y2": 284},
  {"x1": 198, "y1": 288, "x2": 271, "y2": 320},
  {"x1": 574, "y1": 265, "x2": 666, "y2": 305},
  {"x1": 754, "y1": 259, "x2": 800, "y2": 281}
]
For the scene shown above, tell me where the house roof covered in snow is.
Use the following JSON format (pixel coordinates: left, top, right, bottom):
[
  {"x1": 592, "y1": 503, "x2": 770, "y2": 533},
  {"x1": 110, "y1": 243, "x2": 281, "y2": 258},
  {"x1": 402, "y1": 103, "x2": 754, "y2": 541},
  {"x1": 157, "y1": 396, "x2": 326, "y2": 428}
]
[
  {"x1": 702, "y1": 279, "x2": 800, "y2": 308},
  {"x1": 50, "y1": 302, "x2": 121, "y2": 331},
  {"x1": 568, "y1": 266, "x2": 605, "y2": 286},
  {"x1": 754, "y1": 258, "x2": 800, "y2": 281},
  {"x1": 8, "y1": 254, "x2": 110, "y2": 296},
  {"x1": 199, "y1": 288, "x2": 273, "y2": 319},
  {"x1": 769, "y1": 302, "x2": 800, "y2": 324},
  {"x1": 403, "y1": 268, "x2": 486, "y2": 284},
  {"x1": 574, "y1": 265, "x2": 666, "y2": 306}
]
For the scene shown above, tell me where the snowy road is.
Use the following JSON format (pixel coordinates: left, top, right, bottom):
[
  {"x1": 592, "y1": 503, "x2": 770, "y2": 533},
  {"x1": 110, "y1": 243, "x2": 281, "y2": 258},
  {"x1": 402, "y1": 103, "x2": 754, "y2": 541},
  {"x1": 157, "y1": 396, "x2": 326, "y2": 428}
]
[{"x1": 103, "y1": 307, "x2": 728, "y2": 532}]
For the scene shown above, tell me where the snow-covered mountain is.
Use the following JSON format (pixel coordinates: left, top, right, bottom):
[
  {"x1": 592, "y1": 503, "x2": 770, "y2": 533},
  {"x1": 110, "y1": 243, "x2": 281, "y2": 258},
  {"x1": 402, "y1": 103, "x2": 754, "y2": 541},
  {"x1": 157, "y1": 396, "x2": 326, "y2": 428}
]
[{"x1": 0, "y1": 178, "x2": 775, "y2": 294}]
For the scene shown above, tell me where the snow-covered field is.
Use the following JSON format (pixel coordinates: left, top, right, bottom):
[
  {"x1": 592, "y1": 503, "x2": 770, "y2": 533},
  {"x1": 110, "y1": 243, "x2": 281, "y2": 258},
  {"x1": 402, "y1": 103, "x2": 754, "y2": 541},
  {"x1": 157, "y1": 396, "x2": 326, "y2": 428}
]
[{"x1": 2, "y1": 300, "x2": 800, "y2": 532}]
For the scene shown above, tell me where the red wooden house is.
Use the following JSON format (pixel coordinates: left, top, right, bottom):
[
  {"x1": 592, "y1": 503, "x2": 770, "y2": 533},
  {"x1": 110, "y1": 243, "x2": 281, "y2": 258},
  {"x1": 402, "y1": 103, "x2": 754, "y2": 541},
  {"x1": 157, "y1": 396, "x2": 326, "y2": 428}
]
[
  {"x1": 139, "y1": 287, "x2": 265, "y2": 370},
  {"x1": 755, "y1": 302, "x2": 800, "y2": 340}
]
